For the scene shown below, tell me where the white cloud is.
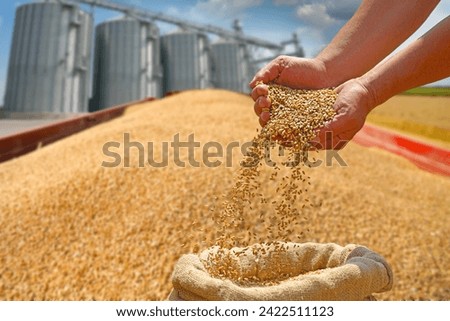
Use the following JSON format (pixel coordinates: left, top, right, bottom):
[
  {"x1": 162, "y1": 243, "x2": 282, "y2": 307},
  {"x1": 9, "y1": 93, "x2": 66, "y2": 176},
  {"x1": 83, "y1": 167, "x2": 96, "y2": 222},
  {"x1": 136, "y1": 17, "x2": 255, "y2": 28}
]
[
  {"x1": 270, "y1": 1, "x2": 361, "y2": 57},
  {"x1": 296, "y1": 3, "x2": 336, "y2": 29},
  {"x1": 325, "y1": 0, "x2": 361, "y2": 20},
  {"x1": 295, "y1": 26, "x2": 328, "y2": 57},
  {"x1": 273, "y1": 0, "x2": 361, "y2": 20}
]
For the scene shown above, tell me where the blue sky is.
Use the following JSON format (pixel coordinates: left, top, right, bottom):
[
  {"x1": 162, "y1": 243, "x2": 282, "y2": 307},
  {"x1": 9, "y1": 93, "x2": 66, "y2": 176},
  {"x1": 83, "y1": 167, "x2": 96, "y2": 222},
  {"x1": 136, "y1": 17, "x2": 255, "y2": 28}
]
[{"x1": 0, "y1": 0, "x2": 449, "y2": 105}]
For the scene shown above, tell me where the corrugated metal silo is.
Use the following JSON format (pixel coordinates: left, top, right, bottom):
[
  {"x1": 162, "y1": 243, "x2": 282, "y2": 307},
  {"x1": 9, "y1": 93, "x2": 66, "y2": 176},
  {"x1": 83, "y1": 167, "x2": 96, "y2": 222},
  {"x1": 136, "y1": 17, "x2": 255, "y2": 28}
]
[
  {"x1": 91, "y1": 17, "x2": 162, "y2": 111},
  {"x1": 161, "y1": 30, "x2": 211, "y2": 94},
  {"x1": 211, "y1": 40, "x2": 252, "y2": 93},
  {"x1": 4, "y1": 2, "x2": 92, "y2": 115}
]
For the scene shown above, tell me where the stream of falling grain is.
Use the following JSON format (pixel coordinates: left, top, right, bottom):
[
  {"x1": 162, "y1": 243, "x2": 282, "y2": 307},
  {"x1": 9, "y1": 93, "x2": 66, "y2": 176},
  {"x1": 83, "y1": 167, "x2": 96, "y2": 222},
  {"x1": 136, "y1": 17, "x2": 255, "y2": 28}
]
[{"x1": 204, "y1": 85, "x2": 337, "y2": 284}]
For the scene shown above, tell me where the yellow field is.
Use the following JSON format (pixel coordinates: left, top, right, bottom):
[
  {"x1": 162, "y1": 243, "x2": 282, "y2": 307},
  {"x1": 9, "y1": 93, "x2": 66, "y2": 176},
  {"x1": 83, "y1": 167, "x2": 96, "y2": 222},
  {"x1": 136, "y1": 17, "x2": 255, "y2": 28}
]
[
  {"x1": 367, "y1": 96, "x2": 450, "y2": 147},
  {"x1": 0, "y1": 90, "x2": 448, "y2": 300}
]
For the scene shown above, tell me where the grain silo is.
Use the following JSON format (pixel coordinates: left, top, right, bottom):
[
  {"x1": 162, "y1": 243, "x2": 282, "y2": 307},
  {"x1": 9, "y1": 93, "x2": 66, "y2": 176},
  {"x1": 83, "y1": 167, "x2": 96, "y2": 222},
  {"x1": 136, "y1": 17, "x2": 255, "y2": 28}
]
[
  {"x1": 160, "y1": 30, "x2": 211, "y2": 95},
  {"x1": 211, "y1": 40, "x2": 252, "y2": 93},
  {"x1": 4, "y1": 1, "x2": 92, "y2": 116},
  {"x1": 91, "y1": 17, "x2": 162, "y2": 111}
]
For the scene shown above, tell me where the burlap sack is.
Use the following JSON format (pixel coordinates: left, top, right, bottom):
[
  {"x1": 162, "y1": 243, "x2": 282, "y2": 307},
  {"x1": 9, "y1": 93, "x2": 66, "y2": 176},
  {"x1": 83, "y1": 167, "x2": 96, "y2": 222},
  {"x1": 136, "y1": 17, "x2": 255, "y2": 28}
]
[{"x1": 168, "y1": 242, "x2": 393, "y2": 301}]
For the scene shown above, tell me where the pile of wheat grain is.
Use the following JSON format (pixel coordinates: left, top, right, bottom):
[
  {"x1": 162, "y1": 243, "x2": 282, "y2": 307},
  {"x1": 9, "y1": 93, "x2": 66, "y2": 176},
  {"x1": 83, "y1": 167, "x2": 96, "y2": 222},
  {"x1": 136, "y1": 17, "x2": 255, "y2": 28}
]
[{"x1": 0, "y1": 89, "x2": 448, "y2": 300}]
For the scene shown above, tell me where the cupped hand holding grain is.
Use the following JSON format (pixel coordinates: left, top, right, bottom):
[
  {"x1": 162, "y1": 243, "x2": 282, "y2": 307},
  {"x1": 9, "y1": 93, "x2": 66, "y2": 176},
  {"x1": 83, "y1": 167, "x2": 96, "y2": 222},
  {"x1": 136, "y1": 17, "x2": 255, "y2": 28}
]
[
  {"x1": 311, "y1": 79, "x2": 375, "y2": 150},
  {"x1": 249, "y1": 56, "x2": 331, "y2": 90},
  {"x1": 250, "y1": 56, "x2": 331, "y2": 126},
  {"x1": 251, "y1": 78, "x2": 375, "y2": 150}
]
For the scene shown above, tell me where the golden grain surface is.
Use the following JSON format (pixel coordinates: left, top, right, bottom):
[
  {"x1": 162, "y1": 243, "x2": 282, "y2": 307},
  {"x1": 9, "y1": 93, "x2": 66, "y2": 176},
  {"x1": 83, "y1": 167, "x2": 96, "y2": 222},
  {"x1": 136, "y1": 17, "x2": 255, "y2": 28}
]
[{"x1": 0, "y1": 89, "x2": 448, "y2": 300}]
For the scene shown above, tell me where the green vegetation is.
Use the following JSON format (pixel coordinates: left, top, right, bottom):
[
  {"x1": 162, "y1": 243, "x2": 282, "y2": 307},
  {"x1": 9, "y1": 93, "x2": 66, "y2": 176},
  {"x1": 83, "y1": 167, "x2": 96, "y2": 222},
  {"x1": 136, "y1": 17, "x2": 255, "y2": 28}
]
[{"x1": 401, "y1": 87, "x2": 450, "y2": 96}]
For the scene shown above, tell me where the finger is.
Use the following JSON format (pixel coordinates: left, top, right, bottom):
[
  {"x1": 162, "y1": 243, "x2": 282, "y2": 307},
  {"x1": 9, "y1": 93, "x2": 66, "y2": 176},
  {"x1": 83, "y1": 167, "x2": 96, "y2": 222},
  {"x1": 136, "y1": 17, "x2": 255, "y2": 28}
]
[
  {"x1": 250, "y1": 84, "x2": 269, "y2": 101},
  {"x1": 259, "y1": 117, "x2": 266, "y2": 127},
  {"x1": 253, "y1": 96, "x2": 271, "y2": 117},
  {"x1": 254, "y1": 101, "x2": 262, "y2": 117},
  {"x1": 260, "y1": 110, "x2": 270, "y2": 123},
  {"x1": 249, "y1": 59, "x2": 283, "y2": 88},
  {"x1": 258, "y1": 113, "x2": 270, "y2": 127}
]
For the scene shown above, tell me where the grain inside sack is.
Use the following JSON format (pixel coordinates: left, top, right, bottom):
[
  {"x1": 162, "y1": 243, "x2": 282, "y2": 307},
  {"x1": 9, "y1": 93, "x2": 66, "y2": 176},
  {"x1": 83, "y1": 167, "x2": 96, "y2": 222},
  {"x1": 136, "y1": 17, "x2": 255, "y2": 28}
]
[{"x1": 169, "y1": 242, "x2": 393, "y2": 301}]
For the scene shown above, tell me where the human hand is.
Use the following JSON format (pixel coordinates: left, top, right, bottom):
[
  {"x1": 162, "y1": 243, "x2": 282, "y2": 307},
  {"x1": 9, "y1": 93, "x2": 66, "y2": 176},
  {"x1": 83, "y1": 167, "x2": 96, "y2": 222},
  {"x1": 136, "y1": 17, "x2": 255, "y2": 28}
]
[
  {"x1": 249, "y1": 56, "x2": 331, "y2": 127},
  {"x1": 312, "y1": 79, "x2": 375, "y2": 150}
]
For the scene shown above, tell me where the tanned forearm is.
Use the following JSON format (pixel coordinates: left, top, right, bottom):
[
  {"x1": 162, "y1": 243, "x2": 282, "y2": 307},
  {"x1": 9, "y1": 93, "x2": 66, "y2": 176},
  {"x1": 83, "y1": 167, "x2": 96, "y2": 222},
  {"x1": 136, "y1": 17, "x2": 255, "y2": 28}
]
[
  {"x1": 360, "y1": 15, "x2": 450, "y2": 108},
  {"x1": 316, "y1": 0, "x2": 440, "y2": 86}
]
